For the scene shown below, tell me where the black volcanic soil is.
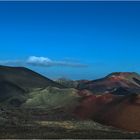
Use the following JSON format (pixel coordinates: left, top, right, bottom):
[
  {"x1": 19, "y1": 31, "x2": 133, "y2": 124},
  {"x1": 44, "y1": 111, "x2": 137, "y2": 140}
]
[{"x1": 0, "y1": 65, "x2": 64, "y2": 90}]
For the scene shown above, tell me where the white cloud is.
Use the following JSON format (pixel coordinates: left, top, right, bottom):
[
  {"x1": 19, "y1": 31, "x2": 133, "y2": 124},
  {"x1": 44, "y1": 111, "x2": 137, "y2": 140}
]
[
  {"x1": 0, "y1": 56, "x2": 88, "y2": 68},
  {"x1": 27, "y1": 56, "x2": 52, "y2": 66}
]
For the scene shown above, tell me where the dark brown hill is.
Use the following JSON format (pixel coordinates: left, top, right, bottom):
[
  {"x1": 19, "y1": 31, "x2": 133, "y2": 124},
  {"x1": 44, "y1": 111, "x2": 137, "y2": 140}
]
[
  {"x1": 0, "y1": 81, "x2": 25, "y2": 101},
  {"x1": 0, "y1": 65, "x2": 64, "y2": 91}
]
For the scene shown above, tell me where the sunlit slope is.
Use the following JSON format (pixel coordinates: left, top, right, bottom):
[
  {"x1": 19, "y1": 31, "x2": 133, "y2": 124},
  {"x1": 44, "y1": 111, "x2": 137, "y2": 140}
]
[
  {"x1": 23, "y1": 87, "x2": 81, "y2": 109},
  {"x1": 77, "y1": 72, "x2": 140, "y2": 95}
]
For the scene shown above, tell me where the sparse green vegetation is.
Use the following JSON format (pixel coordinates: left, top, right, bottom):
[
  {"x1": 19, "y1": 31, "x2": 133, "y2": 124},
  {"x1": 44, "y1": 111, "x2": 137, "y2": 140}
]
[{"x1": 23, "y1": 87, "x2": 81, "y2": 109}]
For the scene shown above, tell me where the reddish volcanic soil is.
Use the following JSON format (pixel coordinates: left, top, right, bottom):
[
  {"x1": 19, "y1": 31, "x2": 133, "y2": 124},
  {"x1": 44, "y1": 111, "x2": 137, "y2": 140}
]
[
  {"x1": 74, "y1": 92, "x2": 140, "y2": 132},
  {"x1": 94, "y1": 94, "x2": 140, "y2": 132},
  {"x1": 77, "y1": 72, "x2": 140, "y2": 95},
  {"x1": 84, "y1": 77, "x2": 136, "y2": 92},
  {"x1": 74, "y1": 94, "x2": 97, "y2": 119},
  {"x1": 74, "y1": 93, "x2": 118, "y2": 119},
  {"x1": 74, "y1": 72, "x2": 140, "y2": 132}
]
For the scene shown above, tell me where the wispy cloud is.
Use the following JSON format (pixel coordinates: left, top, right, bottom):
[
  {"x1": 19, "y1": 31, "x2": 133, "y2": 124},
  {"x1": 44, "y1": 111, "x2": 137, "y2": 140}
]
[
  {"x1": 0, "y1": 56, "x2": 88, "y2": 68},
  {"x1": 27, "y1": 56, "x2": 88, "y2": 67}
]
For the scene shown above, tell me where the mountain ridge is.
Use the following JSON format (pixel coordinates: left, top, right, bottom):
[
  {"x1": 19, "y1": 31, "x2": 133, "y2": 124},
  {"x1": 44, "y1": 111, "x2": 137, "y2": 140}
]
[{"x1": 77, "y1": 72, "x2": 140, "y2": 95}]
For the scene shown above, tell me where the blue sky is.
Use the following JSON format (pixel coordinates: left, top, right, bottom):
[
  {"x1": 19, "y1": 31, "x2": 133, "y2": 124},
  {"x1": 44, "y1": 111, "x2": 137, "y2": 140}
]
[{"x1": 0, "y1": 1, "x2": 140, "y2": 80}]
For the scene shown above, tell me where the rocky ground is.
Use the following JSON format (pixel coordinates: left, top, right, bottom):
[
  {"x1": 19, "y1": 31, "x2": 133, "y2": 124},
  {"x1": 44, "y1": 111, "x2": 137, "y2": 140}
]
[{"x1": 0, "y1": 108, "x2": 140, "y2": 139}]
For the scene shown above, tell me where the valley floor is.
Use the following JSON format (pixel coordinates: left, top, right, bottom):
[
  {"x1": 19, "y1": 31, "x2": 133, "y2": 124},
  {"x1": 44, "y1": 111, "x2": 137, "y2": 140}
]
[
  {"x1": 0, "y1": 108, "x2": 140, "y2": 139},
  {"x1": 0, "y1": 125, "x2": 140, "y2": 139}
]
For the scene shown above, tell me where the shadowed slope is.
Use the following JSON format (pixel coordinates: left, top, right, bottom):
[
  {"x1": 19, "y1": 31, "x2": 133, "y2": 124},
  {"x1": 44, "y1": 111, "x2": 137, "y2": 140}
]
[
  {"x1": 0, "y1": 65, "x2": 64, "y2": 91},
  {"x1": 0, "y1": 81, "x2": 25, "y2": 101}
]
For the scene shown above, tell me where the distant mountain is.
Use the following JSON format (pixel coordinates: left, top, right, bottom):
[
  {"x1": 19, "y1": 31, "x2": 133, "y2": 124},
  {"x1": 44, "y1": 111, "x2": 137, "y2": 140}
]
[
  {"x1": 55, "y1": 78, "x2": 79, "y2": 88},
  {"x1": 77, "y1": 72, "x2": 140, "y2": 95}
]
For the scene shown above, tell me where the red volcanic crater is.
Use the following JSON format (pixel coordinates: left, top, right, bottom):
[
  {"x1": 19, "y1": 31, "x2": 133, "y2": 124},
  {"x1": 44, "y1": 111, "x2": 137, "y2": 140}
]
[{"x1": 74, "y1": 91, "x2": 140, "y2": 132}]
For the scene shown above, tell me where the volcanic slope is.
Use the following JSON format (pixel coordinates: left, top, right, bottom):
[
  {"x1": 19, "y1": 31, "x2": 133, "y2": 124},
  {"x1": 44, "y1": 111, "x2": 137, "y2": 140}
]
[
  {"x1": 23, "y1": 87, "x2": 81, "y2": 110},
  {"x1": 74, "y1": 92, "x2": 140, "y2": 132},
  {"x1": 93, "y1": 93, "x2": 140, "y2": 132},
  {"x1": 0, "y1": 65, "x2": 65, "y2": 106},
  {"x1": 0, "y1": 65, "x2": 64, "y2": 90},
  {"x1": 77, "y1": 72, "x2": 140, "y2": 95}
]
